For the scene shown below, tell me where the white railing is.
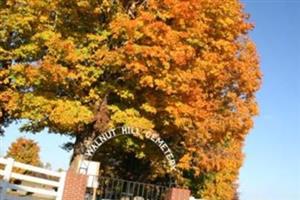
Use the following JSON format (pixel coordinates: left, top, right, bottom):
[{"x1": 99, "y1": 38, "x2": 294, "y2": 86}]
[{"x1": 0, "y1": 157, "x2": 66, "y2": 200}]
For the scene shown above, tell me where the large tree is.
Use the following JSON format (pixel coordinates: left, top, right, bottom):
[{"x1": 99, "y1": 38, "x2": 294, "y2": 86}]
[{"x1": 0, "y1": 0, "x2": 261, "y2": 199}]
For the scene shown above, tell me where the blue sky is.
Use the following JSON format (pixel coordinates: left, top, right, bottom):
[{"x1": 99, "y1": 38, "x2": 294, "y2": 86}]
[
  {"x1": 239, "y1": 1, "x2": 300, "y2": 200},
  {"x1": 1, "y1": 1, "x2": 300, "y2": 200}
]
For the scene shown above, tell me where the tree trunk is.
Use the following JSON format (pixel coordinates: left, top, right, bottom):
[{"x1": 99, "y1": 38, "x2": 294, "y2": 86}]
[
  {"x1": 70, "y1": 96, "x2": 110, "y2": 171},
  {"x1": 70, "y1": 129, "x2": 96, "y2": 171}
]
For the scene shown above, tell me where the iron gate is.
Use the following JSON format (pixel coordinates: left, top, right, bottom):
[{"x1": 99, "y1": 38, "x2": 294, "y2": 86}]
[{"x1": 93, "y1": 177, "x2": 170, "y2": 200}]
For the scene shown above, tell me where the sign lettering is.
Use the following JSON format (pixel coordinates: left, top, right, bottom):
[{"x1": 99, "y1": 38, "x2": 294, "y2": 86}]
[{"x1": 85, "y1": 126, "x2": 176, "y2": 170}]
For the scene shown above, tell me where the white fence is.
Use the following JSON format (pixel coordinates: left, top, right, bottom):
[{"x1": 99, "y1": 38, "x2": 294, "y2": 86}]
[{"x1": 0, "y1": 157, "x2": 66, "y2": 200}]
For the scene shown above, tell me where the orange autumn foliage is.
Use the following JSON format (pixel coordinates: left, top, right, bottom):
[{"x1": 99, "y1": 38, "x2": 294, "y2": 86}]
[
  {"x1": 0, "y1": 0, "x2": 261, "y2": 199},
  {"x1": 6, "y1": 137, "x2": 42, "y2": 174}
]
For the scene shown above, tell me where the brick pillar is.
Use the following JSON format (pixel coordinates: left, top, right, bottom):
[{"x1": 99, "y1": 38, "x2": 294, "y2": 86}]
[
  {"x1": 165, "y1": 188, "x2": 191, "y2": 200},
  {"x1": 62, "y1": 170, "x2": 88, "y2": 200}
]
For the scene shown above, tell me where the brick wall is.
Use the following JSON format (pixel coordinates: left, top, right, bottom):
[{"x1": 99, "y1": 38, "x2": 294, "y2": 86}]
[
  {"x1": 165, "y1": 188, "x2": 191, "y2": 200},
  {"x1": 62, "y1": 170, "x2": 88, "y2": 200}
]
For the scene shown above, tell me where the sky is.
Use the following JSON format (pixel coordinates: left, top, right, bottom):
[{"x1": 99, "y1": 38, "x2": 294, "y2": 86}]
[
  {"x1": 239, "y1": 1, "x2": 300, "y2": 200},
  {"x1": 1, "y1": 1, "x2": 300, "y2": 200}
]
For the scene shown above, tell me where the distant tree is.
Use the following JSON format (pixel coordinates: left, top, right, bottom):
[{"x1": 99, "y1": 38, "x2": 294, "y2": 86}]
[
  {"x1": 57, "y1": 168, "x2": 64, "y2": 173},
  {"x1": 6, "y1": 137, "x2": 42, "y2": 194},
  {"x1": 43, "y1": 162, "x2": 52, "y2": 170},
  {"x1": 6, "y1": 137, "x2": 41, "y2": 167}
]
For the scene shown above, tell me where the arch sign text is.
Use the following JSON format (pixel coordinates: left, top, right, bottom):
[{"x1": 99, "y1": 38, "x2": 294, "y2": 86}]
[{"x1": 85, "y1": 126, "x2": 176, "y2": 170}]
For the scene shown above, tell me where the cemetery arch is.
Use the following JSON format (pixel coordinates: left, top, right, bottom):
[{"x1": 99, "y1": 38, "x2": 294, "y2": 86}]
[{"x1": 84, "y1": 126, "x2": 176, "y2": 171}]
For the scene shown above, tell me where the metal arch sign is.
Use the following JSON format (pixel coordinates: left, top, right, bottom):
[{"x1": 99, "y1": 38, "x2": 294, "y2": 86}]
[{"x1": 84, "y1": 126, "x2": 176, "y2": 170}]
